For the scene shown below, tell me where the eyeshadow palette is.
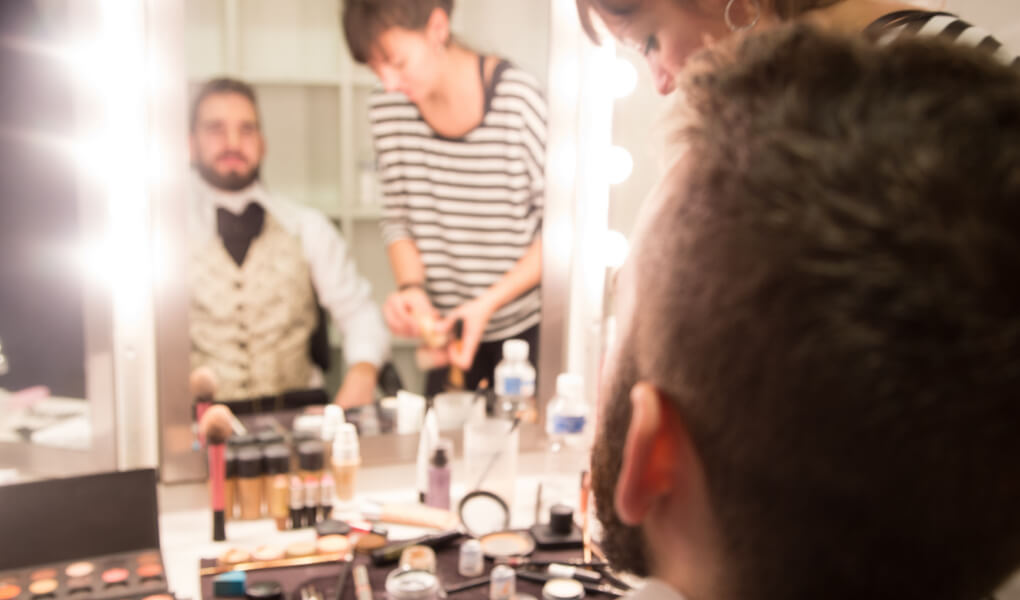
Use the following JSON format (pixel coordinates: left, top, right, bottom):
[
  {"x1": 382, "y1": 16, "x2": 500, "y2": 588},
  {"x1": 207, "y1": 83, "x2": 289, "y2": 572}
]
[
  {"x1": 0, "y1": 550, "x2": 171, "y2": 600},
  {"x1": 0, "y1": 470, "x2": 173, "y2": 600}
]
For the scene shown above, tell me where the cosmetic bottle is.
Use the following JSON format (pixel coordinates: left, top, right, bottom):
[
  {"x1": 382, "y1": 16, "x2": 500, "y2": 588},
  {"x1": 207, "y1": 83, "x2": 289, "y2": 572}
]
[
  {"x1": 264, "y1": 444, "x2": 290, "y2": 531},
  {"x1": 237, "y1": 447, "x2": 264, "y2": 520},
  {"x1": 425, "y1": 439, "x2": 452, "y2": 510},
  {"x1": 332, "y1": 423, "x2": 360, "y2": 503},
  {"x1": 224, "y1": 447, "x2": 238, "y2": 520}
]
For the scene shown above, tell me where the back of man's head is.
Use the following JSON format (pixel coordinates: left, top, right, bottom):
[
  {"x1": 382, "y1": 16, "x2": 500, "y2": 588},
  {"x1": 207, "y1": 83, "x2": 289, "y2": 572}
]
[{"x1": 622, "y1": 24, "x2": 1020, "y2": 600}]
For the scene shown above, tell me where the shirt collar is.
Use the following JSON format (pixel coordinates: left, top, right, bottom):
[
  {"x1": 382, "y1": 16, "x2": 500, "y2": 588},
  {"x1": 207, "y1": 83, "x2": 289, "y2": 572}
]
[
  {"x1": 627, "y1": 579, "x2": 689, "y2": 600},
  {"x1": 189, "y1": 168, "x2": 270, "y2": 215}
]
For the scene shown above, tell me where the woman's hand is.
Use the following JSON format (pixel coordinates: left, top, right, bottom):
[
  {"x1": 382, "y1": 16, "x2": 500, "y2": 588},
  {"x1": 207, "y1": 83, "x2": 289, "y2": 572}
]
[
  {"x1": 439, "y1": 296, "x2": 496, "y2": 371},
  {"x1": 335, "y1": 362, "x2": 378, "y2": 409},
  {"x1": 382, "y1": 287, "x2": 436, "y2": 338}
]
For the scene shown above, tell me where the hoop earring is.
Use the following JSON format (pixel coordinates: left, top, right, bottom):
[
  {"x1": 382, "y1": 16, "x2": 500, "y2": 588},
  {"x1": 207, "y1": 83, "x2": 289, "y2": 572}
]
[{"x1": 725, "y1": 0, "x2": 761, "y2": 32}]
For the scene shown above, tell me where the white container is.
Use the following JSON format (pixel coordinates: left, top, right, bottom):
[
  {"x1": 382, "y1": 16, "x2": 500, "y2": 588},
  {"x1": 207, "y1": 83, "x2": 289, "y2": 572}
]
[
  {"x1": 433, "y1": 391, "x2": 475, "y2": 431},
  {"x1": 397, "y1": 391, "x2": 426, "y2": 434},
  {"x1": 463, "y1": 416, "x2": 519, "y2": 509}
]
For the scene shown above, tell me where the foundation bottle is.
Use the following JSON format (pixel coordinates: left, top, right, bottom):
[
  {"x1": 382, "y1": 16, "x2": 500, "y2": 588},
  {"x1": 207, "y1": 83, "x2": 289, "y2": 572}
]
[
  {"x1": 299, "y1": 441, "x2": 324, "y2": 526},
  {"x1": 264, "y1": 444, "x2": 291, "y2": 531},
  {"x1": 332, "y1": 423, "x2": 361, "y2": 503},
  {"x1": 224, "y1": 446, "x2": 238, "y2": 520},
  {"x1": 237, "y1": 447, "x2": 264, "y2": 520}
]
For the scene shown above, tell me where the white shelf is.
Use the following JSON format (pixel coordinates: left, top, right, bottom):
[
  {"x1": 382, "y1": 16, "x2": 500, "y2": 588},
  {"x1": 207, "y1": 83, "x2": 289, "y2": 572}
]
[{"x1": 352, "y1": 207, "x2": 383, "y2": 220}]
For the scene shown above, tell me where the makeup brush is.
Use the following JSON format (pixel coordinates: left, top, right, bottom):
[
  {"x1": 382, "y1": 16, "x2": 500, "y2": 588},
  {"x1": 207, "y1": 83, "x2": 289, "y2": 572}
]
[
  {"x1": 191, "y1": 367, "x2": 218, "y2": 445},
  {"x1": 198, "y1": 375, "x2": 232, "y2": 542},
  {"x1": 447, "y1": 318, "x2": 465, "y2": 390}
]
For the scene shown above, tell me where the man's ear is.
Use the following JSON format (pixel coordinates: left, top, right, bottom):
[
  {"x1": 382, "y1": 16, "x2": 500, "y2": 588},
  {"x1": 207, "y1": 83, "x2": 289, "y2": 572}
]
[
  {"x1": 615, "y1": 381, "x2": 687, "y2": 525},
  {"x1": 425, "y1": 6, "x2": 451, "y2": 46}
]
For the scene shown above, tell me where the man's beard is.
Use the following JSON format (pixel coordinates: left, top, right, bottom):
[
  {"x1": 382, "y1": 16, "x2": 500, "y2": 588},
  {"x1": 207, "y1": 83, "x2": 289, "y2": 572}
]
[
  {"x1": 591, "y1": 354, "x2": 653, "y2": 576},
  {"x1": 195, "y1": 158, "x2": 260, "y2": 192}
]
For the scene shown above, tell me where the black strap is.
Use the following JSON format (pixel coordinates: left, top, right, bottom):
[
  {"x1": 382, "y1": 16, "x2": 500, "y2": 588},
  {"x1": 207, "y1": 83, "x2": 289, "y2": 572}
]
[
  {"x1": 480, "y1": 55, "x2": 512, "y2": 116},
  {"x1": 864, "y1": 10, "x2": 956, "y2": 39}
]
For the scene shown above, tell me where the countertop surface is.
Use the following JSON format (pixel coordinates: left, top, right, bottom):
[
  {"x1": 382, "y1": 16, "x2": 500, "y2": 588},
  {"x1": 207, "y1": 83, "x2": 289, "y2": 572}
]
[
  {"x1": 159, "y1": 451, "x2": 554, "y2": 600},
  {"x1": 157, "y1": 453, "x2": 1020, "y2": 600}
]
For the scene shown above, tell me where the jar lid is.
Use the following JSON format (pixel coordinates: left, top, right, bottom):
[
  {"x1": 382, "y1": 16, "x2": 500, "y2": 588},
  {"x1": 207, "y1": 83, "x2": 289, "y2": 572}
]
[
  {"x1": 255, "y1": 428, "x2": 285, "y2": 446},
  {"x1": 236, "y1": 447, "x2": 263, "y2": 478},
  {"x1": 385, "y1": 569, "x2": 439, "y2": 600},
  {"x1": 245, "y1": 580, "x2": 283, "y2": 600},
  {"x1": 263, "y1": 444, "x2": 290, "y2": 475},
  {"x1": 225, "y1": 447, "x2": 238, "y2": 478},
  {"x1": 542, "y1": 578, "x2": 585, "y2": 600},
  {"x1": 298, "y1": 441, "x2": 325, "y2": 471},
  {"x1": 228, "y1": 433, "x2": 257, "y2": 448}
]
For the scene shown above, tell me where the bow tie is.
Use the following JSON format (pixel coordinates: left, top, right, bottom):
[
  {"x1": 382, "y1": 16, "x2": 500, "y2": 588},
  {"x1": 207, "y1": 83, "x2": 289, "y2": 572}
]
[{"x1": 216, "y1": 202, "x2": 265, "y2": 266}]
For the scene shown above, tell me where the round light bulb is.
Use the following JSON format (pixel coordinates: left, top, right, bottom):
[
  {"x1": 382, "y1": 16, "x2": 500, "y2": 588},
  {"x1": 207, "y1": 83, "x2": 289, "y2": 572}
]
[
  {"x1": 606, "y1": 146, "x2": 634, "y2": 185},
  {"x1": 603, "y1": 230, "x2": 630, "y2": 269},
  {"x1": 609, "y1": 58, "x2": 638, "y2": 98}
]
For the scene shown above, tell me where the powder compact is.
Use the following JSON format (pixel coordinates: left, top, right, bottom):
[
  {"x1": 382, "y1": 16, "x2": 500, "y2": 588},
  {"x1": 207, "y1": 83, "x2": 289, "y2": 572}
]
[{"x1": 0, "y1": 469, "x2": 174, "y2": 599}]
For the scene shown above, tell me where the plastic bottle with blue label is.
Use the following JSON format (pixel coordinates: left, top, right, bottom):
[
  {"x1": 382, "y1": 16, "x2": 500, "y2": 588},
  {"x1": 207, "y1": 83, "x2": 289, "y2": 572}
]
[
  {"x1": 493, "y1": 339, "x2": 535, "y2": 418},
  {"x1": 541, "y1": 373, "x2": 589, "y2": 516}
]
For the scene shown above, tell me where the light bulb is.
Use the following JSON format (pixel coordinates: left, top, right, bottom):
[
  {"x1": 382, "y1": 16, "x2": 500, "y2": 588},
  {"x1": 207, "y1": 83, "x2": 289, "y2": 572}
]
[
  {"x1": 609, "y1": 58, "x2": 638, "y2": 98},
  {"x1": 606, "y1": 146, "x2": 633, "y2": 185},
  {"x1": 603, "y1": 230, "x2": 630, "y2": 269}
]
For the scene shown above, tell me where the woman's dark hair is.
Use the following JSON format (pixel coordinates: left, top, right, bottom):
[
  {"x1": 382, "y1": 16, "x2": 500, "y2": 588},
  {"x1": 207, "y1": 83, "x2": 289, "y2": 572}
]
[
  {"x1": 574, "y1": 0, "x2": 841, "y2": 44},
  {"x1": 342, "y1": 0, "x2": 454, "y2": 64}
]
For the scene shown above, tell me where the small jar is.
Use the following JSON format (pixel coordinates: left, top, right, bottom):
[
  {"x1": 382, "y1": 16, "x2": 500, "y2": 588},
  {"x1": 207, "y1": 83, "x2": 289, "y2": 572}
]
[
  {"x1": 385, "y1": 569, "x2": 439, "y2": 600},
  {"x1": 458, "y1": 539, "x2": 484, "y2": 577},
  {"x1": 490, "y1": 565, "x2": 515, "y2": 600}
]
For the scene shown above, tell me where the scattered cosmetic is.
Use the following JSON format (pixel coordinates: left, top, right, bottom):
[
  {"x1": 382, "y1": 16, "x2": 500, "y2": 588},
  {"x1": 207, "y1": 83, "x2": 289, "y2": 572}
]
[
  {"x1": 425, "y1": 439, "x2": 452, "y2": 510},
  {"x1": 316, "y1": 535, "x2": 350, "y2": 556},
  {"x1": 219, "y1": 549, "x2": 254, "y2": 566},
  {"x1": 399, "y1": 545, "x2": 437, "y2": 573},
  {"x1": 246, "y1": 580, "x2": 285, "y2": 600},
  {"x1": 385, "y1": 569, "x2": 439, "y2": 600},
  {"x1": 285, "y1": 541, "x2": 318, "y2": 559},
  {"x1": 0, "y1": 469, "x2": 171, "y2": 600},
  {"x1": 352, "y1": 565, "x2": 372, "y2": 600},
  {"x1": 370, "y1": 530, "x2": 463, "y2": 566},
  {"x1": 542, "y1": 578, "x2": 586, "y2": 600},
  {"x1": 479, "y1": 530, "x2": 536, "y2": 559},
  {"x1": 289, "y1": 475, "x2": 305, "y2": 529},
  {"x1": 320, "y1": 472, "x2": 335, "y2": 521},
  {"x1": 489, "y1": 565, "x2": 516, "y2": 600},
  {"x1": 252, "y1": 546, "x2": 285, "y2": 562},
  {"x1": 458, "y1": 539, "x2": 484, "y2": 577}
]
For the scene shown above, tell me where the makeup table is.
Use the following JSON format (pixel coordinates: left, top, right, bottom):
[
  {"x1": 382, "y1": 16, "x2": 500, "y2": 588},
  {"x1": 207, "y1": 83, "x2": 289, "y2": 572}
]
[{"x1": 158, "y1": 451, "x2": 554, "y2": 600}]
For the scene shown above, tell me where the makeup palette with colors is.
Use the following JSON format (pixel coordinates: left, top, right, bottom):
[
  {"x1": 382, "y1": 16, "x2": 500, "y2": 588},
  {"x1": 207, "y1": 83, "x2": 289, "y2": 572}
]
[{"x1": 0, "y1": 469, "x2": 174, "y2": 600}]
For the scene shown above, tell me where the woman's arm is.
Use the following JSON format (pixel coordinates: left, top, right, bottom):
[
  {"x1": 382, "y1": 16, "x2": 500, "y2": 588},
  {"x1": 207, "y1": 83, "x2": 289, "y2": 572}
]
[
  {"x1": 442, "y1": 238, "x2": 542, "y2": 370},
  {"x1": 383, "y1": 239, "x2": 437, "y2": 338}
]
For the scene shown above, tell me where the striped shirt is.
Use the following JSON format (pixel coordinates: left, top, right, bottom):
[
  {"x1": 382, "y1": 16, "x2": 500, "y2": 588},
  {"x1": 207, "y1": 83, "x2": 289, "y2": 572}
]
[
  {"x1": 866, "y1": 10, "x2": 1020, "y2": 69},
  {"x1": 370, "y1": 63, "x2": 546, "y2": 342}
]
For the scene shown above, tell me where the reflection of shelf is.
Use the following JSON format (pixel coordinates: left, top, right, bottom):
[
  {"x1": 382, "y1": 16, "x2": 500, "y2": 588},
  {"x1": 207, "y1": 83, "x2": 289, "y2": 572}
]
[
  {"x1": 329, "y1": 338, "x2": 418, "y2": 351},
  {"x1": 245, "y1": 75, "x2": 341, "y2": 87},
  {"x1": 352, "y1": 207, "x2": 383, "y2": 220},
  {"x1": 352, "y1": 68, "x2": 379, "y2": 88}
]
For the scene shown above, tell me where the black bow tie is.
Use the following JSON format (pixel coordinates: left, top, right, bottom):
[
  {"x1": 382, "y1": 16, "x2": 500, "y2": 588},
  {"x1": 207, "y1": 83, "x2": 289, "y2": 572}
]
[{"x1": 216, "y1": 202, "x2": 265, "y2": 266}]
